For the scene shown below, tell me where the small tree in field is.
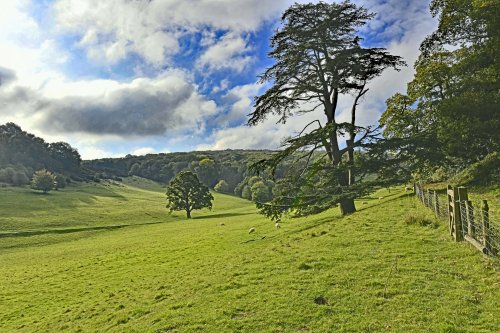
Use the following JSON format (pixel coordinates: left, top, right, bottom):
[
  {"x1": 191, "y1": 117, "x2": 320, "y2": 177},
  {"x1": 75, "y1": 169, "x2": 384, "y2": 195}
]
[
  {"x1": 31, "y1": 169, "x2": 56, "y2": 194},
  {"x1": 166, "y1": 171, "x2": 214, "y2": 219},
  {"x1": 214, "y1": 179, "x2": 229, "y2": 193}
]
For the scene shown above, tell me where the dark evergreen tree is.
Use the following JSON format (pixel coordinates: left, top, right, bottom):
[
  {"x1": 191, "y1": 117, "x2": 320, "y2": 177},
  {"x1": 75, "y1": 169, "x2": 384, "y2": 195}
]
[{"x1": 248, "y1": 1, "x2": 404, "y2": 218}]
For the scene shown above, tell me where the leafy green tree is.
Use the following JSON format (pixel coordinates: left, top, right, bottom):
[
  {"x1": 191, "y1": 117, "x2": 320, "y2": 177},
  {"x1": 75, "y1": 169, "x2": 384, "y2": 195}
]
[
  {"x1": 31, "y1": 169, "x2": 56, "y2": 194},
  {"x1": 248, "y1": 1, "x2": 404, "y2": 217},
  {"x1": 165, "y1": 171, "x2": 213, "y2": 219},
  {"x1": 12, "y1": 170, "x2": 29, "y2": 186},
  {"x1": 241, "y1": 185, "x2": 252, "y2": 200},
  {"x1": 214, "y1": 179, "x2": 229, "y2": 193},
  {"x1": 194, "y1": 158, "x2": 219, "y2": 188},
  {"x1": 250, "y1": 181, "x2": 271, "y2": 203},
  {"x1": 54, "y1": 173, "x2": 67, "y2": 189},
  {"x1": 380, "y1": 0, "x2": 499, "y2": 180}
]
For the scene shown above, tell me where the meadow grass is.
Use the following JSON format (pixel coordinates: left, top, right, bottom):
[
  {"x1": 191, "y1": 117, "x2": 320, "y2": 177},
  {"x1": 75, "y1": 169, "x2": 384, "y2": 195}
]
[{"x1": 0, "y1": 181, "x2": 498, "y2": 332}]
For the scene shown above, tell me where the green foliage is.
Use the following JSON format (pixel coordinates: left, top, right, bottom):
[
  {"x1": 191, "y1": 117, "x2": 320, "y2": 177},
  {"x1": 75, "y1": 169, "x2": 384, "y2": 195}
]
[
  {"x1": 380, "y1": 0, "x2": 499, "y2": 177},
  {"x1": 194, "y1": 158, "x2": 219, "y2": 188},
  {"x1": 250, "y1": 181, "x2": 271, "y2": 203},
  {"x1": 0, "y1": 165, "x2": 31, "y2": 186},
  {"x1": 31, "y1": 169, "x2": 56, "y2": 193},
  {"x1": 0, "y1": 123, "x2": 84, "y2": 181},
  {"x1": 241, "y1": 185, "x2": 252, "y2": 200},
  {"x1": 165, "y1": 171, "x2": 213, "y2": 218},
  {"x1": 54, "y1": 173, "x2": 67, "y2": 189},
  {"x1": 85, "y1": 150, "x2": 277, "y2": 192},
  {"x1": 451, "y1": 152, "x2": 500, "y2": 186},
  {"x1": 213, "y1": 179, "x2": 229, "y2": 193}
]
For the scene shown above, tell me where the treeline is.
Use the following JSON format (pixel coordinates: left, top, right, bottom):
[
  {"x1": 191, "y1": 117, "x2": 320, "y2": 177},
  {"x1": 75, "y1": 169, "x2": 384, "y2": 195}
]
[
  {"x1": 380, "y1": 0, "x2": 499, "y2": 184},
  {"x1": 84, "y1": 150, "x2": 291, "y2": 201},
  {"x1": 0, "y1": 123, "x2": 87, "y2": 186}
]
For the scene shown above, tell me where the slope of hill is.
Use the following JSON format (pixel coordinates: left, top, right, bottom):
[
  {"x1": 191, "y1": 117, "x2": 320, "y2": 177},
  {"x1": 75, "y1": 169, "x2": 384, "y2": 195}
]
[{"x1": 0, "y1": 180, "x2": 498, "y2": 332}]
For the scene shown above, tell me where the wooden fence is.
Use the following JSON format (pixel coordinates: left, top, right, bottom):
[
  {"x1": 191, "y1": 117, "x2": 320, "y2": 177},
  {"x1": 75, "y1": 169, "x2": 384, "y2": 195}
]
[{"x1": 414, "y1": 184, "x2": 498, "y2": 257}]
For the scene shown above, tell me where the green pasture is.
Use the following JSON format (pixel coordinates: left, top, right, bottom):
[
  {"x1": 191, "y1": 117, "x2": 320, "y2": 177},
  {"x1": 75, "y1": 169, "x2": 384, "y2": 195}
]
[{"x1": 0, "y1": 180, "x2": 498, "y2": 332}]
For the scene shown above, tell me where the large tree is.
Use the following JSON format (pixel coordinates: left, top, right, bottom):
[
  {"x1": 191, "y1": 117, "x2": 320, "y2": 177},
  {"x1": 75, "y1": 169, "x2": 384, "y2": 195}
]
[
  {"x1": 166, "y1": 171, "x2": 214, "y2": 219},
  {"x1": 380, "y1": 0, "x2": 499, "y2": 180},
  {"x1": 248, "y1": 1, "x2": 404, "y2": 217}
]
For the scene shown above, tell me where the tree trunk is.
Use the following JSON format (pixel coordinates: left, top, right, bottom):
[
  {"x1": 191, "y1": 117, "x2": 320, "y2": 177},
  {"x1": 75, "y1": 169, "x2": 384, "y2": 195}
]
[
  {"x1": 337, "y1": 170, "x2": 356, "y2": 215},
  {"x1": 339, "y1": 198, "x2": 356, "y2": 215},
  {"x1": 346, "y1": 138, "x2": 355, "y2": 185},
  {"x1": 186, "y1": 209, "x2": 191, "y2": 219}
]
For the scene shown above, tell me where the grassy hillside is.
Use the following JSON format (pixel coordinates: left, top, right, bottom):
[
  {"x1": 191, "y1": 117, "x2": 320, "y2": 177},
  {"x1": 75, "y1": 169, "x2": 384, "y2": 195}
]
[{"x1": 0, "y1": 180, "x2": 498, "y2": 332}]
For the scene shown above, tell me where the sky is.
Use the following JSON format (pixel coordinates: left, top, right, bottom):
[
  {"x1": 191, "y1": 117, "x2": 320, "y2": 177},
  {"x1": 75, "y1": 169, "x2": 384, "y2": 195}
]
[{"x1": 0, "y1": 0, "x2": 437, "y2": 160}]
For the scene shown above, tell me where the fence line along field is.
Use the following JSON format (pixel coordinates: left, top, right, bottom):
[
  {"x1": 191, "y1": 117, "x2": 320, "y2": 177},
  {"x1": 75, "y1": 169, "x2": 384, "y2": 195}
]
[{"x1": 0, "y1": 179, "x2": 499, "y2": 332}]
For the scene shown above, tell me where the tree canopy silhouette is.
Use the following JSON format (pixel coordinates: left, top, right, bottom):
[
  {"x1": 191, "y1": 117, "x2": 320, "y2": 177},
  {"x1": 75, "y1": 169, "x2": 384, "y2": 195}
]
[{"x1": 248, "y1": 1, "x2": 404, "y2": 218}]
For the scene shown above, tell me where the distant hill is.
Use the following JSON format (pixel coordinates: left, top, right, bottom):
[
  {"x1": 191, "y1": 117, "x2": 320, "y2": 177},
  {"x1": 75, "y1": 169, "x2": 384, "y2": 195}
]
[
  {"x1": 0, "y1": 123, "x2": 89, "y2": 185},
  {"x1": 84, "y1": 149, "x2": 282, "y2": 200}
]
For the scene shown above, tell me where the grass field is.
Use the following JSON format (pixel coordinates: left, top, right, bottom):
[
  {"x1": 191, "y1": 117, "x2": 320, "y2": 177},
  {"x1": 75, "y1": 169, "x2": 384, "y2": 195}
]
[{"x1": 0, "y1": 179, "x2": 499, "y2": 332}]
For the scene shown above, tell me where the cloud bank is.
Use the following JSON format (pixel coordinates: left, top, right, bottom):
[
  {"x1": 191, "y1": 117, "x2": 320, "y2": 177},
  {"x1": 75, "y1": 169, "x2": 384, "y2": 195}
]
[{"x1": 0, "y1": 0, "x2": 437, "y2": 158}]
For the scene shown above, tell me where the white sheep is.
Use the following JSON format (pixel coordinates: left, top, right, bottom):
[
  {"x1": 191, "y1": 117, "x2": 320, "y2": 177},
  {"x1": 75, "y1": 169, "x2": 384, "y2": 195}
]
[
  {"x1": 275, "y1": 223, "x2": 281, "y2": 229},
  {"x1": 248, "y1": 227, "x2": 256, "y2": 234}
]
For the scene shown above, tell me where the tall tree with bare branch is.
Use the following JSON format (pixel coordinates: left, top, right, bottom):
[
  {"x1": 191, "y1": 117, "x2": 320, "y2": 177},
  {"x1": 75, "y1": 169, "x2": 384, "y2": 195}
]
[{"x1": 248, "y1": 1, "x2": 405, "y2": 217}]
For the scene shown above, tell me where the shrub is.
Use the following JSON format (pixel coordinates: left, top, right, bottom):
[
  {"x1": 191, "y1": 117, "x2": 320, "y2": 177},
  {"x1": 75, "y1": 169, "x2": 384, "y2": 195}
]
[
  {"x1": 404, "y1": 213, "x2": 437, "y2": 228},
  {"x1": 31, "y1": 169, "x2": 56, "y2": 193},
  {"x1": 12, "y1": 171, "x2": 29, "y2": 185},
  {"x1": 214, "y1": 180, "x2": 229, "y2": 193}
]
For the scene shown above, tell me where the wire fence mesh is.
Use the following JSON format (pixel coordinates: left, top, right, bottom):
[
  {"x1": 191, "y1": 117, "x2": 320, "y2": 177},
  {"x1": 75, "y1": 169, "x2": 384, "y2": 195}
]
[{"x1": 414, "y1": 184, "x2": 499, "y2": 257}]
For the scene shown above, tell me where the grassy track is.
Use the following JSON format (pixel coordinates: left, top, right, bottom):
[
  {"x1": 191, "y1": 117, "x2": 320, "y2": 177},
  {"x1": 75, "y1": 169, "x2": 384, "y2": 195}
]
[{"x1": 0, "y1": 180, "x2": 498, "y2": 332}]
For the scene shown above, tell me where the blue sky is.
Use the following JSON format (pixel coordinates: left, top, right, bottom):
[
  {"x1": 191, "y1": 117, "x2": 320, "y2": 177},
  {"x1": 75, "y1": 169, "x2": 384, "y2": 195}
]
[{"x1": 0, "y1": 0, "x2": 436, "y2": 159}]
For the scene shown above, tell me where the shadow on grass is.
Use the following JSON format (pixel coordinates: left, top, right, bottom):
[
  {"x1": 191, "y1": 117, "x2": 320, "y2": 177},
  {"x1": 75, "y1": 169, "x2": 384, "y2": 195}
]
[
  {"x1": 356, "y1": 193, "x2": 414, "y2": 212},
  {"x1": 192, "y1": 212, "x2": 254, "y2": 220},
  {"x1": 24, "y1": 183, "x2": 129, "y2": 205},
  {"x1": 0, "y1": 220, "x2": 167, "y2": 239},
  {"x1": 276, "y1": 193, "x2": 413, "y2": 238}
]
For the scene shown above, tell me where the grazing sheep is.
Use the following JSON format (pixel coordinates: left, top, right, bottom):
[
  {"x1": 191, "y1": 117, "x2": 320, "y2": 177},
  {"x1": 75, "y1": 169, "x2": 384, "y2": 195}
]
[
  {"x1": 249, "y1": 227, "x2": 256, "y2": 234},
  {"x1": 275, "y1": 223, "x2": 281, "y2": 229},
  {"x1": 220, "y1": 223, "x2": 225, "y2": 226},
  {"x1": 378, "y1": 196, "x2": 384, "y2": 200},
  {"x1": 404, "y1": 186, "x2": 412, "y2": 192}
]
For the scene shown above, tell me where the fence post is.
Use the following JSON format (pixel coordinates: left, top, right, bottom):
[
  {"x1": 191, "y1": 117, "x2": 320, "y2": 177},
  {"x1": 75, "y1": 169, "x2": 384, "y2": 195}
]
[
  {"x1": 456, "y1": 187, "x2": 468, "y2": 240},
  {"x1": 482, "y1": 200, "x2": 492, "y2": 255},
  {"x1": 434, "y1": 191, "x2": 439, "y2": 218},
  {"x1": 446, "y1": 185, "x2": 460, "y2": 242},
  {"x1": 426, "y1": 189, "x2": 431, "y2": 208},
  {"x1": 447, "y1": 185, "x2": 463, "y2": 242}
]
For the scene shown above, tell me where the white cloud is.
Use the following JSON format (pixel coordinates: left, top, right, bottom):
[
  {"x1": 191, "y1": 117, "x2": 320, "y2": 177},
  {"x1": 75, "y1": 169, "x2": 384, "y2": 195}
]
[
  {"x1": 132, "y1": 147, "x2": 158, "y2": 156},
  {"x1": 215, "y1": 83, "x2": 263, "y2": 126},
  {"x1": 196, "y1": 33, "x2": 253, "y2": 73},
  {"x1": 78, "y1": 146, "x2": 120, "y2": 160},
  {"x1": 0, "y1": 69, "x2": 220, "y2": 137},
  {"x1": 52, "y1": 0, "x2": 291, "y2": 67}
]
